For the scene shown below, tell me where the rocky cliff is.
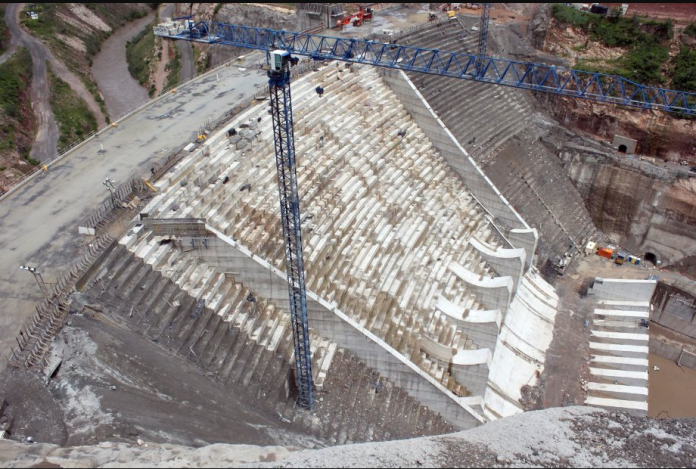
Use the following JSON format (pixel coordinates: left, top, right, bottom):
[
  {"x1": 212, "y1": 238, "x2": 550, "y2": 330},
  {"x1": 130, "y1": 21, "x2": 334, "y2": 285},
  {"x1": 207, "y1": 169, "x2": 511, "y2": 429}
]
[
  {"x1": 545, "y1": 95, "x2": 696, "y2": 163},
  {"x1": 178, "y1": 3, "x2": 298, "y2": 67},
  {"x1": 557, "y1": 132, "x2": 696, "y2": 266}
]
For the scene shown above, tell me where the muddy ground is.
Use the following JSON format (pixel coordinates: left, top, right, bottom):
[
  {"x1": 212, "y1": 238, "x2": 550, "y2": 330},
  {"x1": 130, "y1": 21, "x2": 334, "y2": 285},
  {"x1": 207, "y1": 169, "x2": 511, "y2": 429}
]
[{"x1": 0, "y1": 310, "x2": 322, "y2": 449}]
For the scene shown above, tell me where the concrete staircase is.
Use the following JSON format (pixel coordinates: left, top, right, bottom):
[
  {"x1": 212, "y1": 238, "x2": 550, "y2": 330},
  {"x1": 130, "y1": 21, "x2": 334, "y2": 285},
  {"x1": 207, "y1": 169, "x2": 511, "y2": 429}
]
[
  {"x1": 87, "y1": 237, "x2": 455, "y2": 442},
  {"x1": 140, "y1": 64, "x2": 515, "y2": 397},
  {"x1": 585, "y1": 299, "x2": 650, "y2": 416},
  {"x1": 583, "y1": 280, "x2": 654, "y2": 416}
]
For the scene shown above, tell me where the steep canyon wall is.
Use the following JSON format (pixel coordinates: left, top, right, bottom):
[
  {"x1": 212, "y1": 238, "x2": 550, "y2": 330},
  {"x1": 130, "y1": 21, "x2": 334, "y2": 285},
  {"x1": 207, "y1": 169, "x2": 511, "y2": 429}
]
[
  {"x1": 559, "y1": 137, "x2": 696, "y2": 266},
  {"x1": 550, "y1": 96, "x2": 696, "y2": 163}
]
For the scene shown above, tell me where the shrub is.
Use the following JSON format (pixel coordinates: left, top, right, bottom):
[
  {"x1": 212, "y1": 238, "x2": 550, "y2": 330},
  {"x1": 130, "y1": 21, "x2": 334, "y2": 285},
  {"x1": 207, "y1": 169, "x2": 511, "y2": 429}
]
[
  {"x1": 672, "y1": 46, "x2": 696, "y2": 92},
  {"x1": 684, "y1": 23, "x2": 696, "y2": 38}
]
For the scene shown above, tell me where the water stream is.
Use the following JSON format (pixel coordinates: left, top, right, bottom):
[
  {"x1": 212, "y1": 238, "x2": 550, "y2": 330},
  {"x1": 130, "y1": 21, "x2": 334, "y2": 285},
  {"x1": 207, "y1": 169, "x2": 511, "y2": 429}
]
[{"x1": 92, "y1": 13, "x2": 154, "y2": 120}]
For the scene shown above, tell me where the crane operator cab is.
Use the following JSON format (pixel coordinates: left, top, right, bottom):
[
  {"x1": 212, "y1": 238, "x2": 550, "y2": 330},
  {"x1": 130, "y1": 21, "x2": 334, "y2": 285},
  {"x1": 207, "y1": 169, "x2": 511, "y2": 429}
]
[
  {"x1": 268, "y1": 50, "x2": 300, "y2": 88},
  {"x1": 270, "y1": 50, "x2": 299, "y2": 74}
]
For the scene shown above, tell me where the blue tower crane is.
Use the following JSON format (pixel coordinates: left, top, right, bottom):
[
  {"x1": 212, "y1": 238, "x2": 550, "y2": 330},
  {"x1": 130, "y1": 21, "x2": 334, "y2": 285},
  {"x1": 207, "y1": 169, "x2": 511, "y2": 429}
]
[
  {"x1": 154, "y1": 17, "x2": 696, "y2": 410},
  {"x1": 266, "y1": 50, "x2": 314, "y2": 410}
]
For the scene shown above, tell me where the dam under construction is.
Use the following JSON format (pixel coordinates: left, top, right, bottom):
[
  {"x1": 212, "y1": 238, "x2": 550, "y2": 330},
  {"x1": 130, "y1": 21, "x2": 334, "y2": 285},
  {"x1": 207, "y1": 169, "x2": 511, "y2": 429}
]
[{"x1": 1, "y1": 4, "x2": 696, "y2": 458}]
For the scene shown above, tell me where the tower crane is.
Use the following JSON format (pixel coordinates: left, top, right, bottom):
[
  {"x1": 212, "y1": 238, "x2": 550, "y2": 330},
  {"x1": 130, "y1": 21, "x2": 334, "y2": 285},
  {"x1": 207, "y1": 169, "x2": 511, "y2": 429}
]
[
  {"x1": 476, "y1": 3, "x2": 491, "y2": 78},
  {"x1": 154, "y1": 17, "x2": 696, "y2": 411}
]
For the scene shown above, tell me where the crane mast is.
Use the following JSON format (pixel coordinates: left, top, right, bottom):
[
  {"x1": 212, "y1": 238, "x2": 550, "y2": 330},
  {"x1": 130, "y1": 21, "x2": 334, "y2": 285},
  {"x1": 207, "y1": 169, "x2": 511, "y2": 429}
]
[
  {"x1": 476, "y1": 3, "x2": 491, "y2": 78},
  {"x1": 268, "y1": 50, "x2": 314, "y2": 410}
]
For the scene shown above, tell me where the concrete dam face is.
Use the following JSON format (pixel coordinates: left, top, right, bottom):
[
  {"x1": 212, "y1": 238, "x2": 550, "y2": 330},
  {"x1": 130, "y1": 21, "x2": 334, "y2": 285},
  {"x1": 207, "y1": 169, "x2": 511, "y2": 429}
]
[{"x1": 104, "y1": 57, "x2": 560, "y2": 433}]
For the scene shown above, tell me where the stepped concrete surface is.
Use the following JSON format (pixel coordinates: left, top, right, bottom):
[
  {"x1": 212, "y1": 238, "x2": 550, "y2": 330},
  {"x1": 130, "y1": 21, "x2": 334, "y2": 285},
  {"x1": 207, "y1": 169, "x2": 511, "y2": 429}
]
[
  {"x1": 135, "y1": 62, "x2": 559, "y2": 426},
  {"x1": 584, "y1": 278, "x2": 656, "y2": 416},
  {"x1": 399, "y1": 19, "x2": 597, "y2": 264},
  {"x1": 84, "y1": 237, "x2": 453, "y2": 442}
]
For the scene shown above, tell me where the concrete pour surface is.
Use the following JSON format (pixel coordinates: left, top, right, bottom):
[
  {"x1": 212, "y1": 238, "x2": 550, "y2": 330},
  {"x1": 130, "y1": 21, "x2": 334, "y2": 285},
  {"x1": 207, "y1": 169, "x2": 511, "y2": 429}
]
[{"x1": 0, "y1": 64, "x2": 267, "y2": 374}]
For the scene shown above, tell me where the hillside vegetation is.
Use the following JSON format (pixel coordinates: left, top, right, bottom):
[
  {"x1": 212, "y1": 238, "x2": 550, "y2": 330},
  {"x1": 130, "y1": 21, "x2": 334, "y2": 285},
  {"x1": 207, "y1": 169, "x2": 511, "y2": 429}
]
[
  {"x1": 20, "y1": 3, "x2": 157, "y2": 119},
  {"x1": 125, "y1": 21, "x2": 156, "y2": 95},
  {"x1": 551, "y1": 4, "x2": 678, "y2": 85},
  {"x1": 0, "y1": 48, "x2": 36, "y2": 192},
  {"x1": 0, "y1": 5, "x2": 8, "y2": 55},
  {"x1": 551, "y1": 4, "x2": 696, "y2": 96},
  {"x1": 126, "y1": 18, "x2": 186, "y2": 97},
  {"x1": 48, "y1": 67, "x2": 97, "y2": 153},
  {"x1": 685, "y1": 23, "x2": 696, "y2": 38}
]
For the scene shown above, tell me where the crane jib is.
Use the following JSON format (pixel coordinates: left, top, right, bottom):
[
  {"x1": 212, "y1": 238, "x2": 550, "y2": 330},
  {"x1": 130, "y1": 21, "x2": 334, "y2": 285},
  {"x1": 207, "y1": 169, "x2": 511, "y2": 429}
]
[{"x1": 154, "y1": 21, "x2": 695, "y2": 115}]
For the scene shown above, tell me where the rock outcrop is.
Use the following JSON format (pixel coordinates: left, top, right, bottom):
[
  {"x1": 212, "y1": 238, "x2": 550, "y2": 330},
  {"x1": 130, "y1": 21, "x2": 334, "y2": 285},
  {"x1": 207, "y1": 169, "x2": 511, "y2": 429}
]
[{"x1": 2, "y1": 407, "x2": 695, "y2": 468}]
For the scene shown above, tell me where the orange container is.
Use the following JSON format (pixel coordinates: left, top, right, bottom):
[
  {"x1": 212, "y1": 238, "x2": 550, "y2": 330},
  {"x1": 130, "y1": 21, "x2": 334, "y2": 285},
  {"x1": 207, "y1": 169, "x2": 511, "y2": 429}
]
[{"x1": 597, "y1": 248, "x2": 614, "y2": 259}]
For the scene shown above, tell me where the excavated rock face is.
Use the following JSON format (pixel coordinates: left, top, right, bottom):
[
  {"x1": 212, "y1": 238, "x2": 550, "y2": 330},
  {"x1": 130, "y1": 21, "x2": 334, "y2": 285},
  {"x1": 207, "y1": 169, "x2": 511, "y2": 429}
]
[
  {"x1": 189, "y1": 4, "x2": 299, "y2": 67},
  {"x1": 548, "y1": 96, "x2": 696, "y2": 162},
  {"x1": 528, "y1": 3, "x2": 552, "y2": 50},
  {"x1": 564, "y1": 149, "x2": 696, "y2": 266}
]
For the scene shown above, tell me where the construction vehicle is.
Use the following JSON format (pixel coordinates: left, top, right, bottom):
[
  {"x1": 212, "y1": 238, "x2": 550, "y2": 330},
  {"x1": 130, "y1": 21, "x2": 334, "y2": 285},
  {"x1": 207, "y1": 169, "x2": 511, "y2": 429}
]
[
  {"x1": 154, "y1": 12, "x2": 696, "y2": 411},
  {"x1": 336, "y1": 6, "x2": 374, "y2": 29},
  {"x1": 555, "y1": 252, "x2": 572, "y2": 275}
]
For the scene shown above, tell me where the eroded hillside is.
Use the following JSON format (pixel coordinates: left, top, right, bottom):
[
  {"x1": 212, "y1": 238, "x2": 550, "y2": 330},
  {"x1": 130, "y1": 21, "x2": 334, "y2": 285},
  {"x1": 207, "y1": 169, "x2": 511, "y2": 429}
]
[{"x1": 21, "y1": 3, "x2": 156, "y2": 121}]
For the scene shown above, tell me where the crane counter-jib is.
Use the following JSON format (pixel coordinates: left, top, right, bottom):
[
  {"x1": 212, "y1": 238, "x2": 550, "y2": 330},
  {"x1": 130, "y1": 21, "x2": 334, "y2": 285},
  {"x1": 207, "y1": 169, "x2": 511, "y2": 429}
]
[{"x1": 153, "y1": 21, "x2": 696, "y2": 115}]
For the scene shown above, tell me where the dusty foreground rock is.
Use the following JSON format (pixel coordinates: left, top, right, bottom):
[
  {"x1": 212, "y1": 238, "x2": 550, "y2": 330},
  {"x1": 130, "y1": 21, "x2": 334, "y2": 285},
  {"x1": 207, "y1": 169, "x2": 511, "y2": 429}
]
[{"x1": 2, "y1": 406, "x2": 695, "y2": 468}]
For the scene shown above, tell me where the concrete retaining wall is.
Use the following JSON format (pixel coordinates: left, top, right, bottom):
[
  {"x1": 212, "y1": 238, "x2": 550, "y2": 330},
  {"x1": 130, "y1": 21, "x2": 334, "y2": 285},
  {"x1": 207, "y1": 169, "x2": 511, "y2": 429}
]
[
  {"x1": 186, "y1": 228, "x2": 485, "y2": 430},
  {"x1": 651, "y1": 283, "x2": 696, "y2": 338},
  {"x1": 483, "y1": 268, "x2": 558, "y2": 420},
  {"x1": 592, "y1": 278, "x2": 657, "y2": 303},
  {"x1": 453, "y1": 362, "x2": 489, "y2": 397},
  {"x1": 649, "y1": 337, "x2": 696, "y2": 370},
  {"x1": 460, "y1": 322, "x2": 498, "y2": 352},
  {"x1": 469, "y1": 237, "x2": 525, "y2": 294},
  {"x1": 379, "y1": 68, "x2": 538, "y2": 273}
]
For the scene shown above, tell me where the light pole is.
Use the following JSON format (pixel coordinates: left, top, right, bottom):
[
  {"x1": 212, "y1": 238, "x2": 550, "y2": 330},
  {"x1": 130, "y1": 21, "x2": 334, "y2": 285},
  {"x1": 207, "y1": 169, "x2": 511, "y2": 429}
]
[
  {"x1": 103, "y1": 178, "x2": 116, "y2": 203},
  {"x1": 19, "y1": 265, "x2": 47, "y2": 295}
]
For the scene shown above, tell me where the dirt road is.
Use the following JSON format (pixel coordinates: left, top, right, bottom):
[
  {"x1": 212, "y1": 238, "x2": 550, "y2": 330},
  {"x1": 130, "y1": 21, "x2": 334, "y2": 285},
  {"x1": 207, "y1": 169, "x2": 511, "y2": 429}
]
[
  {"x1": 0, "y1": 6, "x2": 20, "y2": 65},
  {"x1": 5, "y1": 3, "x2": 106, "y2": 139},
  {"x1": 4, "y1": 3, "x2": 58, "y2": 162}
]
